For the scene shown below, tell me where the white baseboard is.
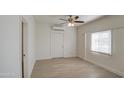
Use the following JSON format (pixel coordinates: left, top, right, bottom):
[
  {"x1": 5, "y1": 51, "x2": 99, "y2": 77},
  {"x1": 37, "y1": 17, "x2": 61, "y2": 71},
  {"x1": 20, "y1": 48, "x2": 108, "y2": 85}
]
[
  {"x1": 64, "y1": 56, "x2": 77, "y2": 58},
  {"x1": 36, "y1": 56, "x2": 78, "y2": 61},
  {"x1": 0, "y1": 73, "x2": 20, "y2": 78},
  {"x1": 36, "y1": 57, "x2": 52, "y2": 61},
  {"x1": 79, "y1": 57, "x2": 124, "y2": 77}
]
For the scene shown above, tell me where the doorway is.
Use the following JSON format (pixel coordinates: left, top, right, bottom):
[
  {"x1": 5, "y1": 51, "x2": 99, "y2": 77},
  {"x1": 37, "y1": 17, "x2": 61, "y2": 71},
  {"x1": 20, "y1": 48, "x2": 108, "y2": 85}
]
[
  {"x1": 51, "y1": 31, "x2": 64, "y2": 58},
  {"x1": 22, "y1": 18, "x2": 28, "y2": 78}
]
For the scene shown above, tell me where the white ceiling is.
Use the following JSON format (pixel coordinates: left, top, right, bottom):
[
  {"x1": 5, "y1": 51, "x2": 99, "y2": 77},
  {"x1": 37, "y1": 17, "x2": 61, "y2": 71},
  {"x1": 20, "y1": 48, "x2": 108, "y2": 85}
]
[{"x1": 34, "y1": 15, "x2": 103, "y2": 26}]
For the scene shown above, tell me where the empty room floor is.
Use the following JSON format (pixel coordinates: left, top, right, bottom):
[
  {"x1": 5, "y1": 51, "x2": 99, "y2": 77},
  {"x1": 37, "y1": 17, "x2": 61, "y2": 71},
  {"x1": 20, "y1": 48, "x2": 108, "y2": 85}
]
[{"x1": 31, "y1": 57, "x2": 121, "y2": 78}]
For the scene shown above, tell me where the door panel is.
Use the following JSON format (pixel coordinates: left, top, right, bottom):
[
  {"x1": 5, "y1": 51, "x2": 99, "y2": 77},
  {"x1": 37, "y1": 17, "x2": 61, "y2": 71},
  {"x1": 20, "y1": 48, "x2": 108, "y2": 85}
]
[{"x1": 52, "y1": 32, "x2": 64, "y2": 58}]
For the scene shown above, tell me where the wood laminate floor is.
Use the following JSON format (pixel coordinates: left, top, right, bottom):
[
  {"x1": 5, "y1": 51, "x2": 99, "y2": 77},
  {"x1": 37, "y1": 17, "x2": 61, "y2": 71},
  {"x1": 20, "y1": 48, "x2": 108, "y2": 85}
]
[{"x1": 31, "y1": 57, "x2": 121, "y2": 78}]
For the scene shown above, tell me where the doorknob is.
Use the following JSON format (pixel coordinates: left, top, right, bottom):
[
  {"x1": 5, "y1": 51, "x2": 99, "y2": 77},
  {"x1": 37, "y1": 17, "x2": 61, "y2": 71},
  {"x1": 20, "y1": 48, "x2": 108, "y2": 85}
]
[{"x1": 23, "y1": 54, "x2": 26, "y2": 56}]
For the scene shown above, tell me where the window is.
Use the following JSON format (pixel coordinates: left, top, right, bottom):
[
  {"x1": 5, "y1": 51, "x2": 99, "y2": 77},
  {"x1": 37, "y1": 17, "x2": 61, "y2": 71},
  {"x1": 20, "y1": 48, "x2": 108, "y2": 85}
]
[{"x1": 91, "y1": 30, "x2": 111, "y2": 55}]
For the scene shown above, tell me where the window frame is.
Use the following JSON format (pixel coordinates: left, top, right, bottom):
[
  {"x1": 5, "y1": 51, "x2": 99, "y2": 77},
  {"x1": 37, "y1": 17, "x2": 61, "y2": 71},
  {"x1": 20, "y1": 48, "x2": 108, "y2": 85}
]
[{"x1": 90, "y1": 30, "x2": 112, "y2": 56}]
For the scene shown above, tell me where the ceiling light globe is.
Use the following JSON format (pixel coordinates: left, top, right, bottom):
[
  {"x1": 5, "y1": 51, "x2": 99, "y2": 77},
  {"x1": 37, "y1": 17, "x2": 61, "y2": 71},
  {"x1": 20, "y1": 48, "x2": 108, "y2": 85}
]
[
  {"x1": 71, "y1": 23, "x2": 74, "y2": 26},
  {"x1": 68, "y1": 23, "x2": 71, "y2": 26}
]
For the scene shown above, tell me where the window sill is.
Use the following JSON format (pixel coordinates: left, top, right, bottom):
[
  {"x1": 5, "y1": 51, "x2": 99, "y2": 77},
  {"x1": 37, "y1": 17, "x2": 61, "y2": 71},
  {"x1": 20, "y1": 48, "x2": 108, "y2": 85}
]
[{"x1": 90, "y1": 50, "x2": 112, "y2": 56}]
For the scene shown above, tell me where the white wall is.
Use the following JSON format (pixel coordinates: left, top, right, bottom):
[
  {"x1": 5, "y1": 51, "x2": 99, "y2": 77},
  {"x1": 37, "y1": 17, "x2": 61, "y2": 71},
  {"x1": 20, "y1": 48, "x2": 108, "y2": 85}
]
[
  {"x1": 36, "y1": 23, "x2": 51, "y2": 60},
  {"x1": 0, "y1": 15, "x2": 36, "y2": 78},
  {"x1": 77, "y1": 15, "x2": 124, "y2": 77},
  {"x1": 36, "y1": 23, "x2": 77, "y2": 60},
  {"x1": 77, "y1": 32, "x2": 85, "y2": 59},
  {"x1": 64, "y1": 27, "x2": 77, "y2": 57},
  {"x1": 0, "y1": 16, "x2": 21, "y2": 77}
]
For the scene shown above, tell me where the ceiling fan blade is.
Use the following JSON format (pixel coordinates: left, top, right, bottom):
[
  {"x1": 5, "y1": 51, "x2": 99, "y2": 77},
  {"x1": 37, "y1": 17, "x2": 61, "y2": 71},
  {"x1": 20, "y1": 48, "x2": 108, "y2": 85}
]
[
  {"x1": 74, "y1": 21, "x2": 84, "y2": 23},
  {"x1": 74, "y1": 16, "x2": 79, "y2": 20},
  {"x1": 59, "y1": 18, "x2": 67, "y2": 21}
]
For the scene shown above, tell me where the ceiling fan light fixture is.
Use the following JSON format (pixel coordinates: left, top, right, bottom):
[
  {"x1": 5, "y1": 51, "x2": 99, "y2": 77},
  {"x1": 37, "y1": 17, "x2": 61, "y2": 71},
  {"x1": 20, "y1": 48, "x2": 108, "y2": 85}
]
[
  {"x1": 68, "y1": 22, "x2": 74, "y2": 27},
  {"x1": 71, "y1": 23, "x2": 74, "y2": 26},
  {"x1": 59, "y1": 15, "x2": 84, "y2": 27},
  {"x1": 68, "y1": 23, "x2": 72, "y2": 26}
]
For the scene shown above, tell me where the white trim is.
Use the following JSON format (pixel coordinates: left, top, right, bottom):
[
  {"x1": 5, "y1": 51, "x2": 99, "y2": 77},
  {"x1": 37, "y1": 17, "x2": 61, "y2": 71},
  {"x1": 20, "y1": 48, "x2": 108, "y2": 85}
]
[
  {"x1": 19, "y1": 16, "x2": 23, "y2": 78},
  {"x1": 36, "y1": 57, "x2": 52, "y2": 61},
  {"x1": 84, "y1": 33, "x2": 87, "y2": 58},
  {"x1": 0, "y1": 73, "x2": 20, "y2": 78}
]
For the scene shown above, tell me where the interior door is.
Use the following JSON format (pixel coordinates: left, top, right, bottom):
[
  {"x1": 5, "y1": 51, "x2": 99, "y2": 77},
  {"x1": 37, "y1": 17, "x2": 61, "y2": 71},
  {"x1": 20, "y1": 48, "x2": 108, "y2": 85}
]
[{"x1": 52, "y1": 31, "x2": 64, "y2": 58}]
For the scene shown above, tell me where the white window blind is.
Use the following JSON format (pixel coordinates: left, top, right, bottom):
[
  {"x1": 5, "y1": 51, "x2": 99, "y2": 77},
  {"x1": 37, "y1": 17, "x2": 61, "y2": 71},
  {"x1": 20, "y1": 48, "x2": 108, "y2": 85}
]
[{"x1": 91, "y1": 30, "x2": 111, "y2": 55}]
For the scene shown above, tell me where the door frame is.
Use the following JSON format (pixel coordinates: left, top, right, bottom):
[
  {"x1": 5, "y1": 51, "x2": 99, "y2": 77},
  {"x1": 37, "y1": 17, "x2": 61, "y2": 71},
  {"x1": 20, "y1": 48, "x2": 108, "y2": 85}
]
[
  {"x1": 21, "y1": 21, "x2": 24, "y2": 78},
  {"x1": 51, "y1": 31, "x2": 64, "y2": 58},
  {"x1": 21, "y1": 17, "x2": 28, "y2": 78}
]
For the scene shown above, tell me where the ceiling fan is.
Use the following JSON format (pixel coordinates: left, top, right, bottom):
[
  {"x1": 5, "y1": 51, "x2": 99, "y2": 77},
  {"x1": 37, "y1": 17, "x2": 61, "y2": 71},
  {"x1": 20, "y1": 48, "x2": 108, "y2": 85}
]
[{"x1": 59, "y1": 15, "x2": 84, "y2": 27}]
